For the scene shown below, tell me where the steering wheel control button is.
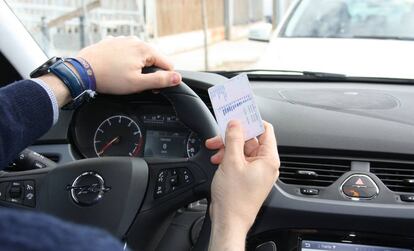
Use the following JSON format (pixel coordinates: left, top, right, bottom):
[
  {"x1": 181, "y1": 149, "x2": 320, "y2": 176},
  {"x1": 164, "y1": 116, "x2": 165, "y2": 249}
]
[
  {"x1": 180, "y1": 168, "x2": 193, "y2": 184},
  {"x1": 400, "y1": 194, "x2": 414, "y2": 202},
  {"x1": 169, "y1": 175, "x2": 178, "y2": 186},
  {"x1": 157, "y1": 170, "x2": 167, "y2": 183},
  {"x1": 300, "y1": 188, "x2": 319, "y2": 195},
  {"x1": 67, "y1": 172, "x2": 111, "y2": 206},
  {"x1": 9, "y1": 182, "x2": 22, "y2": 198},
  {"x1": 341, "y1": 174, "x2": 379, "y2": 200},
  {"x1": 23, "y1": 180, "x2": 36, "y2": 207},
  {"x1": 9, "y1": 181, "x2": 23, "y2": 198},
  {"x1": 154, "y1": 184, "x2": 166, "y2": 198},
  {"x1": 154, "y1": 168, "x2": 195, "y2": 198},
  {"x1": 6, "y1": 181, "x2": 24, "y2": 204}
]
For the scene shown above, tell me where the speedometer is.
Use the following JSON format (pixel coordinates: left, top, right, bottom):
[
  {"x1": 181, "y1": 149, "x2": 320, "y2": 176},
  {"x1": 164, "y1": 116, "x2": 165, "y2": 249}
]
[
  {"x1": 93, "y1": 115, "x2": 143, "y2": 157},
  {"x1": 186, "y1": 132, "x2": 202, "y2": 158}
]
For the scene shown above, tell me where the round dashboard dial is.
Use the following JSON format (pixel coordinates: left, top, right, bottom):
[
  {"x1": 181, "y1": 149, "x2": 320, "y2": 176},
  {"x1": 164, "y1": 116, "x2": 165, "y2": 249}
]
[
  {"x1": 93, "y1": 115, "x2": 143, "y2": 157},
  {"x1": 186, "y1": 132, "x2": 202, "y2": 158}
]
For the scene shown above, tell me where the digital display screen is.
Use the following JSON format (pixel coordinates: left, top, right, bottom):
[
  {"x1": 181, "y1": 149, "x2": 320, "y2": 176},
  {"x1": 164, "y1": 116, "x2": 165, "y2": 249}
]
[
  {"x1": 144, "y1": 130, "x2": 187, "y2": 158},
  {"x1": 301, "y1": 240, "x2": 410, "y2": 251}
]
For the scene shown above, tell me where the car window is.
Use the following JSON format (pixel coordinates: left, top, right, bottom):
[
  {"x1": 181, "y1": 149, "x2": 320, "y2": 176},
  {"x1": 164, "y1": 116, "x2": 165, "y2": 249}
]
[
  {"x1": 4, "y1": 0, "x2": 414, "y2": 80},
  {"x1": 282, "y1": 0, "x2": 414, "y2": 40},
  {"x1": 4, "y1": 0, "x2": 278, "y2": 72}
]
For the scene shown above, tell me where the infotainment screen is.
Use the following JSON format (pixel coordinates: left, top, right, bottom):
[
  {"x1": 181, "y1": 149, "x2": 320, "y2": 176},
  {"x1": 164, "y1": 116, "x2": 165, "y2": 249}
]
[{"x1": 301, "y1": 240, "x2": 410, "y2": 251}]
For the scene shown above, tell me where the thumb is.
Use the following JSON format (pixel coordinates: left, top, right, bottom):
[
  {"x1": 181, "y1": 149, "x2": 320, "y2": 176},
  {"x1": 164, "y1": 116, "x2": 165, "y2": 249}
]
[
  {"x1": 224, "y1": 120, "x2": 245, "y2": 158},
  {"x1": 136, "y1": 71, "x2": 181, "y2": 90}
]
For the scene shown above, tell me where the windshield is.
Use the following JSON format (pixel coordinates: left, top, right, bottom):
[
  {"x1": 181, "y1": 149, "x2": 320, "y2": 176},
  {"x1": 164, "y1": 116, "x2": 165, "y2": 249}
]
[
  {"x1": 282, "y1": 0, "x2": 414, "y2": 40},
  {"x1": 4, "y1": 0, "x2": 414, "y2": 80}
]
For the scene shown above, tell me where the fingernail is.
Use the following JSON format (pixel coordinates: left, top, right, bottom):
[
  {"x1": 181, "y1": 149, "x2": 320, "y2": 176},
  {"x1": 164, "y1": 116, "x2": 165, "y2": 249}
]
[
  {"x1": 227, "y1": 120, "x2": 239, "y2": 129},
  {"x1": 210, "y1": 155, "x2": 216, "y2": 163},
  {"x1": 171, "y1": 73, "x2": 180, "y2": 85}
]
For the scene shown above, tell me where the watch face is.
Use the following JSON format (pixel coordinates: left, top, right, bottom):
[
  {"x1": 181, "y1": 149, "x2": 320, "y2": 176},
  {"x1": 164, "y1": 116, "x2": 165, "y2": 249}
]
[{"x1": 30, "y1": 57, "x2": 61, "y2": 78}]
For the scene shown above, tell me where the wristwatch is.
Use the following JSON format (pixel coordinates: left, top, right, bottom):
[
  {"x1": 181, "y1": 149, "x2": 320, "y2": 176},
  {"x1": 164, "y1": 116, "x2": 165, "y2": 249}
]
[{"x1": 30, "y1": 57, "x2": 95, "y2": 109}]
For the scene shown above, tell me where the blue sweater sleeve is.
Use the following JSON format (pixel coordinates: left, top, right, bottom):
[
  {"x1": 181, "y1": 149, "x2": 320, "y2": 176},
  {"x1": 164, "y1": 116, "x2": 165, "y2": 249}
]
[
  {"x1": 0, "y1": 80, "x2": 54, "y2": 169},
  {"x1": 0, "y1": 81, "x2": 128, "y2": 250},
  {"x1": 0, "y1": 208, "x2": 126, "y2": 251}
]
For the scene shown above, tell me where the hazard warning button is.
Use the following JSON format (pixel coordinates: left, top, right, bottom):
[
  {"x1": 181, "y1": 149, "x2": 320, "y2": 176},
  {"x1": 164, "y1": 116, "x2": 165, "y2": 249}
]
[{"x1": 341, "y1": 174, "x2": 379, "y2": 199}]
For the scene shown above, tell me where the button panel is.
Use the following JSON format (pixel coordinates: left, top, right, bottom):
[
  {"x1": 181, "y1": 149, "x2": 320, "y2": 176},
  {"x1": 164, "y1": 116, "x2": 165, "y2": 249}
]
[
  {"x1": 154, "y1": 168, "x2": 194, "y2": 198},
  {"x1": 300, "y1": 188, "x2": 319, "y2": 195},
  {"x1": 400, "y1": 194, "x2": 414, "y2": 202},
  {"x1": 1, "y1": 180, "x2": 36, "y2": 207}
]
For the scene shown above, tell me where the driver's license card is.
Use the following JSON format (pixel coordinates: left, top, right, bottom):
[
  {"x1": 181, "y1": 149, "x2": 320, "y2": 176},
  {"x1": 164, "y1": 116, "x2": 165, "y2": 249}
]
[{"x1": 208, "y1": 73, "x2": 264, "y2": 142}]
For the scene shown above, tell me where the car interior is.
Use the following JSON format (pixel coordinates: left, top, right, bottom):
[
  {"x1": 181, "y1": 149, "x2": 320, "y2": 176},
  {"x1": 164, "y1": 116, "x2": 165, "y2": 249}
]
[{"x1": 1, "y1": 0, "x2": 414, "y2": 251}]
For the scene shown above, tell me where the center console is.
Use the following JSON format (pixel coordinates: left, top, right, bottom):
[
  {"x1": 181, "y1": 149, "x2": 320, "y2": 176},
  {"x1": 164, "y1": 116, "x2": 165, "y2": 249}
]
[
  {"x1": 247, "y1": 230, "x2": 414, "y2": 251},
  {"x1": 301, "y1": 240, "x2": 409, "y2": 251}
]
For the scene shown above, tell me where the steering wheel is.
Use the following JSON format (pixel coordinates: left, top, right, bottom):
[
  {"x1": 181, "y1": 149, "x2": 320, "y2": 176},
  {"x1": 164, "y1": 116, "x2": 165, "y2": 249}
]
[{"x1": 0, "y1": 68, "x2": 220, "y2": 251}]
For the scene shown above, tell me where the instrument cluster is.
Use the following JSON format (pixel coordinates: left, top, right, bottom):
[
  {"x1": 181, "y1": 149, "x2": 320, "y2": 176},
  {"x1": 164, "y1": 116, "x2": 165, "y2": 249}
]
[{"x1": 71, "y1": 95, "x2": 202, "y2": 159}]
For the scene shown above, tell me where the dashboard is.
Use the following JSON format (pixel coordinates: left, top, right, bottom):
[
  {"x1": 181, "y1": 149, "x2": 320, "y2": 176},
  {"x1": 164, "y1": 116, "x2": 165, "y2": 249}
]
[
  {"x1": 70, "y1": 94, "x2": 202, "y2": 159},
  {"x1": 33, "y1": 71, "x2": 414, "y2": 251},
  {"x1": 6, "y1": 1, "x2": 414, "y2": 247}
]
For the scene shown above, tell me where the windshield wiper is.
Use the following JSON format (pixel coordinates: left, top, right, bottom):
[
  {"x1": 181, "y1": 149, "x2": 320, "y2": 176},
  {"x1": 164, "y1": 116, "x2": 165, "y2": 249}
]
[
  {"x1": 213, "y1": 69, "x2": 414, "y2": 85},
  {"x1": 214, "y1": 69, "x2": 347, "y2": 80},
  {"x1": 351, "y1": 35, "x2": 414, "y2": 41}
]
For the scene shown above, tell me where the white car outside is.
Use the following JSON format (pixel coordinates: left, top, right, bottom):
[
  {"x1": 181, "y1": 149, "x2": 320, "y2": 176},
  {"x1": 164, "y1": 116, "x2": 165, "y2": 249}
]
[{"x1": 255, "y1": 0, "x2": 414, "y2": 80}]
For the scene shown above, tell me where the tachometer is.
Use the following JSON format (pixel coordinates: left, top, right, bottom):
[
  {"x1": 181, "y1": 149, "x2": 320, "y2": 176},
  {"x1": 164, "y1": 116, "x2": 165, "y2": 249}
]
[
  {"x1": 186, "y1": 132, "x2": 202, "y2": 158},
  {"x1": 93, "y1": 115, "x2": 143, "y2": 157}
]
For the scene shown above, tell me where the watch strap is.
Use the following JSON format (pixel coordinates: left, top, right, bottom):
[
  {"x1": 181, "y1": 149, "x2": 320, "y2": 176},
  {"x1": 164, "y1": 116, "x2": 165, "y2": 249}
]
[
  {"x1": 49, "y1": 59, "x2": 85, "y2": 98},
  {"x1": 65, "y1": 58, "x2": 90, "y2": 90},
  {"x1": 67, "y1": 57, "x2": 96, "y2": 91}
]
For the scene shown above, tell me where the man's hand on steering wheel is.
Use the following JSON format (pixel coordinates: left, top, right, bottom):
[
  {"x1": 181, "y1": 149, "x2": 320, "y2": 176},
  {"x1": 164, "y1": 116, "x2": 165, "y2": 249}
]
[
  {"x1": 77, "y1": 36, "x2": 182, "y2": 94},
  {"x1": 39, "y1": 36, "x2": 182, "y2": 108},
  {"x1": 206, "y1": 120, "x2": 280, "y2": 251}
]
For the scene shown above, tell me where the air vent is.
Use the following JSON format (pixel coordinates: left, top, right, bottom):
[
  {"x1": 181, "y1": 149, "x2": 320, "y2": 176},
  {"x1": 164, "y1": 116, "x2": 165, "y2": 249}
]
[
  {"x1": 370, "y1": 160, "x2": 414, "y2": 193},
  {"x1": 279, "y1": 154, "x2": 351, "y2": 186}
]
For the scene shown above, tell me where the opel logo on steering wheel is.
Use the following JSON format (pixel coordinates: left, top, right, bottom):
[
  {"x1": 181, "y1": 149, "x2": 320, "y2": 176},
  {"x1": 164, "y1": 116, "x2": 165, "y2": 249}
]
[{"x1": 66, "y1": 172, "x2": 111, "y2": 206}]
